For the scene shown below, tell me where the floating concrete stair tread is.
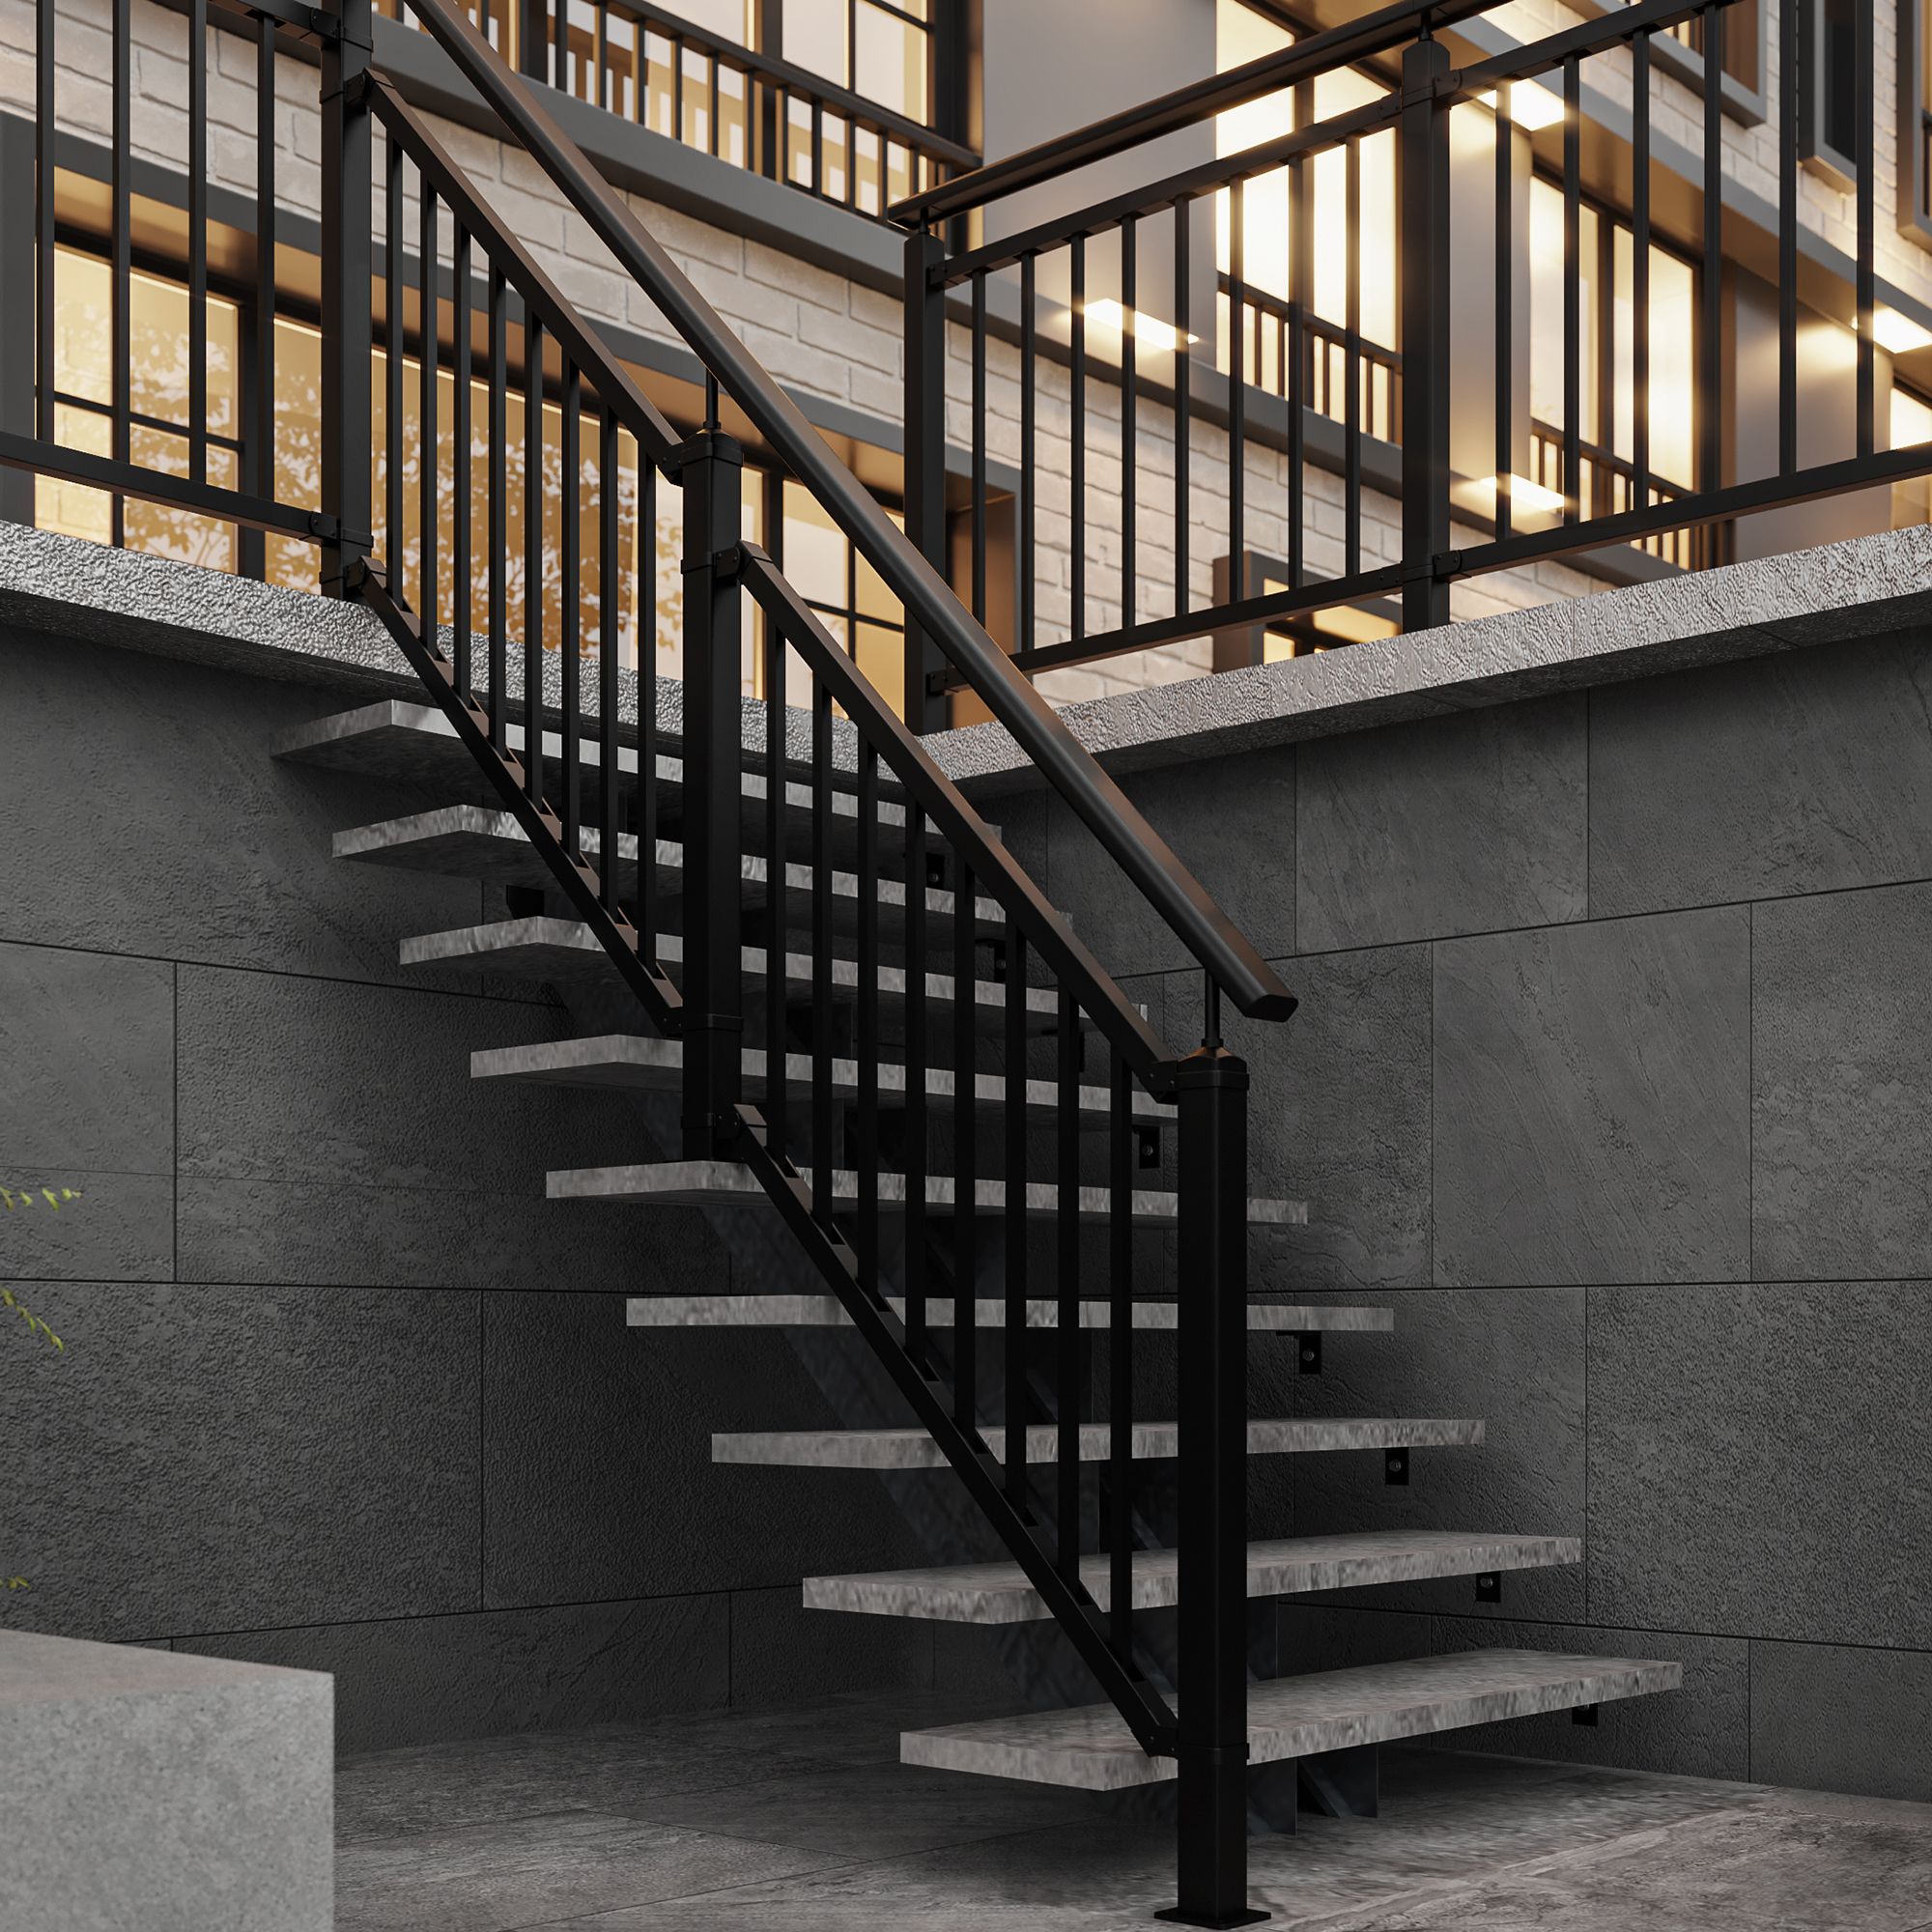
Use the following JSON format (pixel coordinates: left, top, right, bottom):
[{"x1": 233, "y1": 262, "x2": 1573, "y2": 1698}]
[
  {"x1": 805, "y1": 1531, "x2": 1581, "y2": 1622},
  {"x1": 627, "y1": 1293, "x2": 1387, "y2": 1332},
  {"x1": 712, "y1": 1417, "x2": 1482, "y2": 1468},
  {"x1": 475, "y1": 1035, "x2": 1174, "y2": 1122},
  {"x1": 273, "y1": 701, "x2": 935, "y2": 856},
  {"x1": 335, "y1": 807, "x2": 1000, "y2": 931},
  {"x1": 899, "y1": 1650, "x2": 1683, "y2": 1790},
  {"x1": 553, "y1": 1161, "x2": 1305, "y2": 1227},
  {"x1": 400, "y1": 921, "x2": 1065, "y2": 1020}
]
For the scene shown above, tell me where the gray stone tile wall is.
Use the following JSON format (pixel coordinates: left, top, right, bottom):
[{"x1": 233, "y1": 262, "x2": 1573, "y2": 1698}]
[
  {"x1": 1111, "y1": 624, "x2": 1932, "y2": 1801},
  {"x1": 0, "y1": 624, "x2": 949, "y2": 1752}
]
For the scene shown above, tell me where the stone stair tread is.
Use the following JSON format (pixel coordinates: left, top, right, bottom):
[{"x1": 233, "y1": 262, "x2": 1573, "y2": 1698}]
[
  {"x1": 711, "y1": 1417, "x2": 1483, "y2": 1468},
  {"x1": 899, "y1": 1650, "x2": 1683, "y2": 1789},
  {"x1": 552, "y1": 1160, "x2": 1306, "y2": 1227},
  {"x1": 627, "y1": 1293, "x2": 1385, "y2": 1332},
  {"x1": 400, "y1": 921, "x2": 1067, "y2": 1023},
  {"x1": 273, "y1": 700, "x2": 934, "y2": 857},
  {"x1": 475, "y1": 1035, "x2": 1175, "y2": 1122},
  {"x1": 335, "y1": 806, "x2": 1001, "y2": 931},
  {"x1": 805, "y1": 1530, "x2": 1582, "y2": 1621}
]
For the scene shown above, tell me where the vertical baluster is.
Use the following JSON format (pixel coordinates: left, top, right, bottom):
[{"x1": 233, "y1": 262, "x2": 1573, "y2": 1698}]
[
  {"x1": 1004, "y1": 930, "x2": 1028, "y2": 1498},
  {"x1": 1173, "y1": 197, "x2": 1192, "y2": 617},
  {"x1": 111, "y1": 0, "x2": 129, "y2": 548},
  {"x1": 250, "y1": 15, "x2": 277, "y2": 571},
  {"x1": 1291, "y1": 89, "x2": 1312, "y2": 588},
  {"x1": 1855, "y1": 0, "x2": 1874, "y2": 458},
  {"x1": 857, "y1": 738, "x2": 881, "y2": 1290},
  {"x1": 639, "y1": 457, "x2": 658, "y2": 947},
  {"x1": 386, "y1": 131, "x2": 406, "y2": 572},
  {"x1": 765, "y1": 583, "x2": 788, "y2": 1160},
  {"x1": 561, "y1": 362, "x2": 581, "y2": 857},
  {"x1": 35, "y1": 0, "x2": 54, "y2": 443},
  {"x1": 1108, "y1": 1045, "x2": 1132, "y2": 1663},
  {"x1": 1020, "y1": 253, "x2": 1037, "y2": 654},
  {"x1": 1698, "y1": 5, "x2": 1722, "y2": 503},
  {"x1": 488, "y1": 263, "x2": 509, "y2": 751},
  {"x1": 1776, "y1": 10, "x2": 1795, "y2": 478},
  {"x1": 1563, "y1": 53, "x2": 1580, "y2": 525},
  {"x1": 1055, "y1": 984, "x2": 1080, "y2": 1586},
  {"x1": 598, "y1": 401, "x2": 621, "y2": 915},
  {"x1": 904, "y1": 805, "x2": 929, "y2": 1366},
  {"x1": 1344, "y1": 137, "x2": 1361, "y2": 574},
  {"x1": 525, "y1": 317, "x2": 546, "y2": 805},
  {"x1": 419, "y1": 187, "x2": 440, "y2": 621},
  {"x1": 953, "y1": 858, "x2": 977, "y2": 1429},
  {"x1": 812, "y1": 679, "x2": 835, "y2": 1220},
  {"x1": 972, "y1": 270, "x2": 987, "y2": 623},
  {"x1": 1071, "y1": 235, "x2": 1087, "y2": 652},
  {"x1": 188, "y1": 0, "x2": 208, "y2": 487},
  {"x1": 1121, "y1": 214, "x2": 1137, "y2": 651},
  {"x1": 453, "y1": 226, "x2": 473, "y2": 691},
  {"x1": 1494, "y1": 83, "x2": 1513, "y2": 544},
  {"x1": 1228, "y1": 178, "x2": 1244, "y2": 604}
]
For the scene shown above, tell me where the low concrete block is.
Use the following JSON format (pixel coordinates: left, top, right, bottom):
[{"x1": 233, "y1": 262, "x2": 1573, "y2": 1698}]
[{"x1": 0, "y1": 1631, "x2": 331, "y2": 1932}]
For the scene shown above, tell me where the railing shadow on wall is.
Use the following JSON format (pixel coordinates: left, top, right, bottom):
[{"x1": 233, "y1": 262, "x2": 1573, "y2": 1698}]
[{"x1": 892, "y1": 0, "x2": 1932, "y2": 718}]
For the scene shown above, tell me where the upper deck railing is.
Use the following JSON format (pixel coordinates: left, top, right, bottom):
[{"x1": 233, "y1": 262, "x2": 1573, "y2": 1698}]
[{"x1": 894, "y1": 0, "x2": 1932, "y2": 706}]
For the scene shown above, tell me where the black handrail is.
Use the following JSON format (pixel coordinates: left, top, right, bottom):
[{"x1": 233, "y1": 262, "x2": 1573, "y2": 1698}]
[{"x1": 399, "y1": 0, "x2": 1299, "y2": 1024}]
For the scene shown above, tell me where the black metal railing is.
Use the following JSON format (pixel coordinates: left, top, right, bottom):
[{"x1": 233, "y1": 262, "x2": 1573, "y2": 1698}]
[
  {"x1": 898, "y1": 0, "x2": 1932, "y2": 687},
  {"x1": 5, "y1": 0, "x2": 1295, "y2": 1921},
  {"x1": 374, "y1": 0, "x2": 977, "y2": 217}
]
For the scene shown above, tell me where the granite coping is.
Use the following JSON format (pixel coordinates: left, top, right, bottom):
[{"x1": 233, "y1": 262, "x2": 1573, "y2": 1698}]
[
  {"x1": 474, "y1": 1036, "x2": 1176, "y2": 1121},
  {"x1": 711, "y1": 1417, "x2": 1483, "y2": 1468},
  {"x1": 0, "y1": 1630, "x2": 328, "y2": 1708},
  {"x1": 626, "y1": 1293, "x2": 1388, "y2": 1331},
  {"x1": 551, "y1": 1160, "x2": 1308, "y2": 1226},
  {"x1": 804, "y1": 1530, "x2": 1581, "y2": 1622},
  {"x1": 899, "y1": 1650, "x2": 1684, "y2": 1789},
  {"x1": 14, "y1": 520, "x2": 1932, "y2": 791}
]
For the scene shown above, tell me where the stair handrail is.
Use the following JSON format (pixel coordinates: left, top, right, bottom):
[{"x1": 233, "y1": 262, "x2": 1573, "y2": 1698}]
[{"x1": 394, "y1": 0, "x2": 1297, "y2": 1027}]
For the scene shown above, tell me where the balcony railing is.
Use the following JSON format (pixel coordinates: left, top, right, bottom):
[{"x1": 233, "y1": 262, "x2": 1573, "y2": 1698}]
[{"x1": 895, "y1": 0, "x2": 1932, "y2": 705}]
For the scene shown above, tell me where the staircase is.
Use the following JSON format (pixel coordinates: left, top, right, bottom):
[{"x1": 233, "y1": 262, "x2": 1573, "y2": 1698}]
[{"x1": 264, "y1": 7, "x2": 1681, "y2": 1920}]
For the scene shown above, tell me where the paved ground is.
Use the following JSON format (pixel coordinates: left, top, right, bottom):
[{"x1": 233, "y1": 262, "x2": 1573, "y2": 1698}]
[{"x1": 334, "y1": 1690, "x2": 1932, "y2": 1930}]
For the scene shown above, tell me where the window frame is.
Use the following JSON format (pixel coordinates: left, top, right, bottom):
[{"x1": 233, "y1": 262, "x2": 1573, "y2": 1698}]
[
  {"x1": 1898, "y1": 0, "x2": 1932, "y2": 250},
  {"x1": 1574, "y1": 0, "x2": 1768, "y2": 127}
]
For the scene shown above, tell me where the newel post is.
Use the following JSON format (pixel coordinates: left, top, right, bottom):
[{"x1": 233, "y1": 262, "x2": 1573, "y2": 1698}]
[
  {"x1": 1399, "y1": 33, "x2": 1453, "y2": 633},
  {"x1": 319, "y1": 0, "x2": 373, "y2": 596}
]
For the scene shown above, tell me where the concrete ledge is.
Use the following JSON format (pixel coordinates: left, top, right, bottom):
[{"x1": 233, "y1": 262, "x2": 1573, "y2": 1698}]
[
  {"x1": 930, "y1": 525, "x2": 1932, "y2": 794},
  {"x1": 0, "y1": 1630, "x2": 332, "y2": 1931}
]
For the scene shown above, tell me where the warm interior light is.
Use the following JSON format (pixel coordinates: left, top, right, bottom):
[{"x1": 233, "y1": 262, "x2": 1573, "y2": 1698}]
[
  {"x1": 1480, "y1": 81, "x2": 1566, "y2": 131},
  {"x1": 1874, "y1": 306, "x2": 1932, "y2": 355},
  {"x1": 1493, "y1": 473, "x2": 1567, "y2": 515},
  {"x1": 1082, "y1": 299, "x2": 1199, "y2": 353}
]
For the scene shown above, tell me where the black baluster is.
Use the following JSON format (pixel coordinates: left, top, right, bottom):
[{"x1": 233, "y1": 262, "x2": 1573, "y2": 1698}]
[
  {"x1": 1072, "y1": 233, "x2": 1087, "y2": 655},
  {"x1": 858, "y1": 738, "x2": 881, "y2": 1291},
  {"x1": 1345, "y1": 138, "x2": 1360, "y2": 573},
  {"x1": 561, "y1": 361, "x2": 581, "y2": 857},
  {"x1": 599, "y1": 400, "x2": 622, "y2": 923},
  {"x1": 1228, "y1": 177, "x2": 1244, "y2": 599},
  {"x1": 188, "y1": 0, "x2": 208, "y2": 488},
  {"x1": 765, "y1": 573, "x2": 787, "y2": 1159},
  {"x1": 1020, "y1": 252, "x2": 1037, "y2": 656},
  {"x1": 1495, "y1": 82, "x2": 1514, "y2": 544},
  {"x1": 1056, "y1": 983, "x2": 1079, "y2": 1587},
  {"x1": 1005, "y1": 928, "x2": 1028, "y2": 1498},
  {"x1": 419, "y1": 185, "x2": 439, "y2": 622},
  {"x1": 1121, "y1": 213, "x2": 1137, "y2": 653},
  {"x1": 386, "y1": 129, "x2": 405, "y2": 572},
  {"x1": 953, "y1": 857, "x2": 977, "y2": 1428},
  {"x1": 1108, "y1": 1045, "x2": 1132, "y2": 1662},
  {"x1": 525, "y1": 315, "x2": 545, "y2": 807},
  {"x1": 453, "y1": 223, "x2": 472, "y2": 693},
  {"x1": 1173, "y1": 197, "x2": 1191, "y2": 619},
  {"x1": 488, "y1": 262, "x2": 508, "y2": 751},
  {"x1": 812, "y1": 677, "x2": 835, "y2": 1217}
]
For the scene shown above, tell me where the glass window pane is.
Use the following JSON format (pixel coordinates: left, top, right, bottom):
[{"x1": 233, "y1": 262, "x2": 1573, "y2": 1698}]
[
  {"x1": 676, "y1": 0, "x2": 753, "y2": 45},
  {"x1": 855, "y1": 0, "x2": 925, "y2": 120},
  {"x1": 783, "y1": 478, "x2": 848, "y2": 609},
  {"x1": 786, "y1": 0, "x2": 848, "y2": 88}
]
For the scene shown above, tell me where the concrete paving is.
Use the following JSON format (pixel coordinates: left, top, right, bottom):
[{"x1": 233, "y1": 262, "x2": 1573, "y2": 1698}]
[{"x1": 332, "y1": 1689, "x2": 1932, "y2": 1931}]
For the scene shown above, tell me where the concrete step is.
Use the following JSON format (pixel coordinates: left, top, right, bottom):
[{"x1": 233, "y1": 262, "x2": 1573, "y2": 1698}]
[
  {"x1": 899, "y1": 1649, "x2": 1683, "y2": 1790},
  {"x1": 403, "y1": 919, "x2": 1075, "y2": 1030},
  {"x1": 475, "y1": 1034, "x2": 1174, "y2": 1124},
  {"x1": 804, "y1": 1530, "x2": 1582, "y2": 1622},
  {"x1": 626, "y1": 1294, "x2": 1388, "y2": 1334},
  {"x1": 551, "y1": 1161, "x2": 1307, "y2": 1228},
  {"x1": 272, "y1": 699, "x2": 943, "y2": 863},
  {"x1": 711, "y1": 1417, "x2": 1482, "y2": 1469},
  {"x1": 335, "y1": 806, "x2": 1002, "y2": 940}
]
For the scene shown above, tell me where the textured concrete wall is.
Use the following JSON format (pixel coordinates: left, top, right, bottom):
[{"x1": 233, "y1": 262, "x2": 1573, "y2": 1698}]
[
  {"x1": 0, "y1": 617, "x2": 942, "y2": 1752},
  {"x1": 1024, "y1": 620, "x2": 1932, "y2": 1803}
]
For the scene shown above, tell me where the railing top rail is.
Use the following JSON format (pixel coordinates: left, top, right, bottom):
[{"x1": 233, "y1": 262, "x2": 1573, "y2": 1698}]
[
  {"x1": 398, "y1": 0, "x2": 1298, "y2": 1025},
  {"x1": 886, "y1": 0, "x2": 1495, "y2": 228},
  {"x1": 607, "y1": 0, "x2": 980, "y2": 166}
]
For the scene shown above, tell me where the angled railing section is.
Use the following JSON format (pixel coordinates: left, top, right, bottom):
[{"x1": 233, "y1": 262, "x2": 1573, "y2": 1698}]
[{"x1": 328, "y1": 3, "x2": 1298, "y2": 1918}]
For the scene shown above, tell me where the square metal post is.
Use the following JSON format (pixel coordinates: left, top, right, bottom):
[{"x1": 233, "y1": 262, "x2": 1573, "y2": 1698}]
[
  {"x1": 1399, "y1": 35, "x2": 1452, "y2": 634},
  {"x1": 902, "y1": 226, "x2": 950, "y2": 733},
  {"x1": 0, "y1": 116, "x2": 37, "y2": 526},
  {"x1": 678, "y1": 428, "x2": 746, "y2": 1158},
  {"x1": 320, "y1": 0, "x2": 374, "y2": 596},
  {"x1": 1159, "y1": 1034, "x2": 1264, "y2": 1931}
]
